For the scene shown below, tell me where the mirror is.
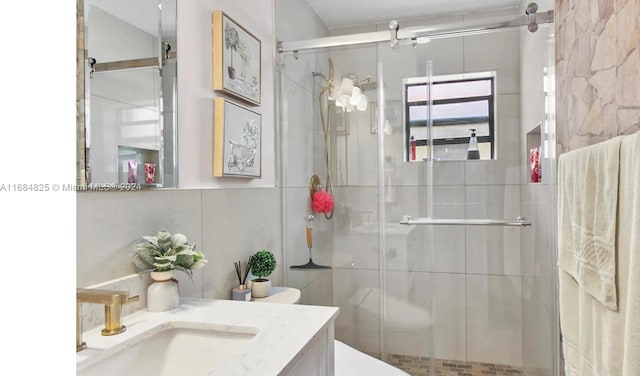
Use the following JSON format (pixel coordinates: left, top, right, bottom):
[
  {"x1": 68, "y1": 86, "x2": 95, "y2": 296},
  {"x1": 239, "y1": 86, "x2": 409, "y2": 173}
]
[{"x1": 77, "y1": 0, "x2": 177, "y2": 189}]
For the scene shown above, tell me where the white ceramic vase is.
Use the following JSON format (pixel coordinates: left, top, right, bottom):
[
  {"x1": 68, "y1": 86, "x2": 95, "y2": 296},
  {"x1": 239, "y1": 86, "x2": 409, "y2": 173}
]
[
  {"x1": 250, "y1": 279, "x2": 271, "y2": 298},
  {"x1": 148, "y1": 270, "x2": 179, "y2": 312}
]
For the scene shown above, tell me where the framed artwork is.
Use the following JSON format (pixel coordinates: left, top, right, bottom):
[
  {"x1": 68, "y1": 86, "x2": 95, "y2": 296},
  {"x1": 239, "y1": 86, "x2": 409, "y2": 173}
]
[
  {"x1": 213, "y1": 98, "x2": 262, "y2": 178},
  {"x1": 212, "y1": 11, "x2": 261, "y2": 106}
]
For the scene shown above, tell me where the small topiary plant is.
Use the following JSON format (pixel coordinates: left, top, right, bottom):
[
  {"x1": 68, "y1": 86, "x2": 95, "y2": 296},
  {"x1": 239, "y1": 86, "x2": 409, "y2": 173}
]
[{"x1": 249, "y1": 250, "x2": 277, "y2": 281}]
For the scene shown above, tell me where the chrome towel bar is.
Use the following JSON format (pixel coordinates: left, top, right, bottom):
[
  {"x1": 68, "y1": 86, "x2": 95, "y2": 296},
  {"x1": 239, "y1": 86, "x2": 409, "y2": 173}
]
[{"x1": 400, "y1": 216, "x2": 532, "y2": 227}]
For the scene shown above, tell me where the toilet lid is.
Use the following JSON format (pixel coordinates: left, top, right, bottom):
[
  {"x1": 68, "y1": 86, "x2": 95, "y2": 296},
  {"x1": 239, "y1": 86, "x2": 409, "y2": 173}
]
[{"x1": 334, "y1": 340, "x2": 410, "y2": 376}]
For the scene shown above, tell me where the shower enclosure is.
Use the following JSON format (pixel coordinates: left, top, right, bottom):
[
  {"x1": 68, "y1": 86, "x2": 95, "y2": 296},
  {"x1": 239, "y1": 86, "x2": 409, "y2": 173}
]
[{"x1": 276, "y1": 3, "x2": 558, "y2": 375}]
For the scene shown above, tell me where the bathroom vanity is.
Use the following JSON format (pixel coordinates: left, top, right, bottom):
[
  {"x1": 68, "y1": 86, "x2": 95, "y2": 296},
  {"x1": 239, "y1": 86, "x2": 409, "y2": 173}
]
[{"x1": 76, "y1": 298, "x2": 339, "y2": 375}]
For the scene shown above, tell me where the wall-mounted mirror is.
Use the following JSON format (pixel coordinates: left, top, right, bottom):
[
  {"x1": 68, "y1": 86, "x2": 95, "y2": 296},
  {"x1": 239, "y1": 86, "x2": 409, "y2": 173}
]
[{"x1": 77, "y1": 0, "x2": 177, "y2": 189}]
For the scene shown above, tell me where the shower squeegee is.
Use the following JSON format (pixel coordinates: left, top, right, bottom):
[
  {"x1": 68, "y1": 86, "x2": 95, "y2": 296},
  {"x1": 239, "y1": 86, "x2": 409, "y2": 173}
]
[{"x1": 290, "y1": 216, "x2": 331, "y2": 270}]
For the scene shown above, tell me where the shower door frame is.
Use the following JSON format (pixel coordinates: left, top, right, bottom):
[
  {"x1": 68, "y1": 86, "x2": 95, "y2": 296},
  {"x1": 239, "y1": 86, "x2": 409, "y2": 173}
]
[{"x1": 277, "y1": 7, "x2": 559, "y2": 375}]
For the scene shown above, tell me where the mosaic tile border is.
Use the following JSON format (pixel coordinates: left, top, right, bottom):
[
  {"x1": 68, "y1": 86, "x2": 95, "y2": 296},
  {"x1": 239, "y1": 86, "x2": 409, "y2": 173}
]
[{"x1": 365, "y1": 353, "x2": 525, "y2": 376}]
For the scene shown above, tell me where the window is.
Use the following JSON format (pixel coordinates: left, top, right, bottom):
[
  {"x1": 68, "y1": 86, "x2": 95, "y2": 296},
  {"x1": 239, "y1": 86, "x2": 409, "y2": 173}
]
[{"x1": 404, "y1": 72, "x2": 496, "y2": 161}]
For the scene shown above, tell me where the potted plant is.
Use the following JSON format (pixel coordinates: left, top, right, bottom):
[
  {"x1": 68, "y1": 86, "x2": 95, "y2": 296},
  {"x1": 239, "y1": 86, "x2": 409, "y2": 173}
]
[
  {"x1": 248, "y1": 250, "x2": 277, "y2": 298},
  {"x1": 133, "y1": 229, "x2": 207, "y2": 311},
  {"x1": 224, "y1": 23, "x2": 239, "y2": 79}
]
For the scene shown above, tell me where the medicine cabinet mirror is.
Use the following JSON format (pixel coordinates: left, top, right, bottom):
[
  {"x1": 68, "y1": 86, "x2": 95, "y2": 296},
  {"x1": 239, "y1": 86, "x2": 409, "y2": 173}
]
[{"x1": 76, "y1": 0, "x2": 178, "y2": 189}]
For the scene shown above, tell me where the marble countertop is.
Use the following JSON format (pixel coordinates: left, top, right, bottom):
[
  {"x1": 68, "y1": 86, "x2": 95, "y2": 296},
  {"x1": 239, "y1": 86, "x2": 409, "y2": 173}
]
[{"x1": 76, "y1": 298, "x2": 339, "y2": 375}]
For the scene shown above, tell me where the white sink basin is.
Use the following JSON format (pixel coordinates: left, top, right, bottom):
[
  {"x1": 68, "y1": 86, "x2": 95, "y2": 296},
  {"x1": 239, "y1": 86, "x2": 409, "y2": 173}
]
[{"x1": 77, "y1": 323, "x2": 257, "y2": 376}]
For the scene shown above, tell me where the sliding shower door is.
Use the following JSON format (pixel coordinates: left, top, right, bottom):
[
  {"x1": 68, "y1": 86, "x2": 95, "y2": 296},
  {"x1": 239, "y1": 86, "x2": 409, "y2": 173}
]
[
  {"x1": 376, "y1": 42, "x2": 436, "y2": 375},
  {"x1": 384, "y1": 25, "x2": 527, "y2": 374},
  {"x1": 277, "y1": 41, "x2": 437, "y2": 374}
]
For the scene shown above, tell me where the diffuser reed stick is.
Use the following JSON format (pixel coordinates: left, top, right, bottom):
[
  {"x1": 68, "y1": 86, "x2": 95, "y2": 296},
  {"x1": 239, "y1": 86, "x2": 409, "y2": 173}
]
[
  {"x1": 234, "y1": 259, "x2": 252, "y2": 286},
  {"x1": 234, "y1": 261, "x2": 243, "y2": 285},
  {"x1": 242, "y1": 257, "x2": 251, "y2": 285}
]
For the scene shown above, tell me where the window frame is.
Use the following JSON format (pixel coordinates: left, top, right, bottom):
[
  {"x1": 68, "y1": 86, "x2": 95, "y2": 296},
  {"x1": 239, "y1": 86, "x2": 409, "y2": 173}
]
[{"x1": 403, "y1": 73, "x2": 496, "y2": 161}]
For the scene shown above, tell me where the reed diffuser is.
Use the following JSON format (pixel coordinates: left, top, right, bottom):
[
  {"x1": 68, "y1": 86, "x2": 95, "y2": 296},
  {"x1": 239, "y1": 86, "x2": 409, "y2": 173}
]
[{"x1": 231, "y1": 258, "x2": 252, "y2": 301}]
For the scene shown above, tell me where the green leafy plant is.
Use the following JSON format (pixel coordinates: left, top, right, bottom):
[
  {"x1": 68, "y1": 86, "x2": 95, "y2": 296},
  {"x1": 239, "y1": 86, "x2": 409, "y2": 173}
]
[
  {"x1": 249, "y1": 250, "x2": 277, "y2": 281},
  {"x1": 133, "y1": 229, "x2": 207, "y2": 279}
]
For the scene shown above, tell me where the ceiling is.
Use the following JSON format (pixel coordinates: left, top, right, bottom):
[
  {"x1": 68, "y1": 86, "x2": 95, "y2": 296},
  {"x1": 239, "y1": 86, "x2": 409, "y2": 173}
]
[{"x1": 303, "y1": 0, "x2": 522, "y2": 29}]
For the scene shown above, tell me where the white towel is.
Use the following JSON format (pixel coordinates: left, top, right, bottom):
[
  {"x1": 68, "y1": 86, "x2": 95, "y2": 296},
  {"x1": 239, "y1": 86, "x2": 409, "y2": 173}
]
[
  {"x1": 559, "y1": 131, "x2": 640, "y2": 375},
  {"x1": 557, "y1": 135, "x2": 623, "y2": 311}
]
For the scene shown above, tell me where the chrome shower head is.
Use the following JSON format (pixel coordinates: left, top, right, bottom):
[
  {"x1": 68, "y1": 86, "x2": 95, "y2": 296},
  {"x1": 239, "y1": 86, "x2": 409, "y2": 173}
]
[
  {"x1": 357, "y1": 81, "x2": 378, "y2": 92},
  {"x1": 345, "y1": 73, "x2": 378, "y2": 92}
]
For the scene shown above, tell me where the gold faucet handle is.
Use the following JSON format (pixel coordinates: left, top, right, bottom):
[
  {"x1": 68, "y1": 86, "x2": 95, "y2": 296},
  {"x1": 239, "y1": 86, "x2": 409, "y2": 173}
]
[
  {"x1": 77, "y1": 288, "x2": 129, "y2": 305},
  {"x1": 100, "y1": 294, "x2": 141, "y2": 336}
]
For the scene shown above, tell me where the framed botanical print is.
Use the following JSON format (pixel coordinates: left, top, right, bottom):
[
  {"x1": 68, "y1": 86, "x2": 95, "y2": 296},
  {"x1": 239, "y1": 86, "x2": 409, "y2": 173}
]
[
  {"x1": 212, "y1": 11, "x2": 261, "y2": 106},
  {"x1": 213, "y1": 98, "x2": 262, "y2": 178}
]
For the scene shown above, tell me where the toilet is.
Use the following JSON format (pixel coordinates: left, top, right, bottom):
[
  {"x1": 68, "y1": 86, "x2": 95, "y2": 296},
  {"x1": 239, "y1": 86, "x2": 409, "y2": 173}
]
[{"x1": 252, "y1": 287, "x2": 410, "y2": 376}]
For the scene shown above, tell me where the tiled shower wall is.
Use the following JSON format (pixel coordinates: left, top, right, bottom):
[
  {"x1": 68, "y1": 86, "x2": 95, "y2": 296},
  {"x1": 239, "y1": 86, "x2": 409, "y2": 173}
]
[
  {"x1": 519, "y1": 0, "x2": 557, "y2": 375},
  {"x1": 555, "y1": 0, "x2": 640, "y2": 151},
  {"x1": 275, "y1": 0, "x2": 334, "y2": 307}
]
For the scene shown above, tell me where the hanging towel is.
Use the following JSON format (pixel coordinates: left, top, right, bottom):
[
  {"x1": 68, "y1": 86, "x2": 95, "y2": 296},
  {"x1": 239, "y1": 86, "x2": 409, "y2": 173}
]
[
  {"x1": 559, "y1": 131, "x2": 640, "y2": 376},
  {"x1": 557, "y1": 135, "x2": 623, "y2": 311}
]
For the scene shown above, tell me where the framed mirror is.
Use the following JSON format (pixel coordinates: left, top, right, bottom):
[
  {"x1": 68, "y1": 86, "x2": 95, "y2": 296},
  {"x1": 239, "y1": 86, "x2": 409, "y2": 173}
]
[{"x1": 76, "y1": 0, "x2": 178, "y2": 189}]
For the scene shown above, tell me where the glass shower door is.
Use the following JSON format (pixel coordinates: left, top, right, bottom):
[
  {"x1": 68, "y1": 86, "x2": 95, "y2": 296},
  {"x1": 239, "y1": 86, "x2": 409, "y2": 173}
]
[{"x1": 378, "y1": 42, "x2": 435, "y2": 375}]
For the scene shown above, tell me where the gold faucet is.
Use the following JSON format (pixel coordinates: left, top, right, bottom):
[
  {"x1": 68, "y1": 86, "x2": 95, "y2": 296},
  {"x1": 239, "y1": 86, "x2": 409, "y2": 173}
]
[{"x1": 76, "y1": 288, "x2": 140, "y2": 352}]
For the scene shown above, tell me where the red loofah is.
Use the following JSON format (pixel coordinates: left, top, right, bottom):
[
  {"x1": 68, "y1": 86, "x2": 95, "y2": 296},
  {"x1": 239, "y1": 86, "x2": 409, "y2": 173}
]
[{"x1": 312, "y1": 190, "x2": 334, "y2": 214}]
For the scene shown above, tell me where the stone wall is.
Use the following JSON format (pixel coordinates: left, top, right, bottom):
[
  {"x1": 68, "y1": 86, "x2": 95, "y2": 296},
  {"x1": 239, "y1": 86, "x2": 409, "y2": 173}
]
[{"x1": 555, "y1": 0, "x2": 640, "y2": 152}]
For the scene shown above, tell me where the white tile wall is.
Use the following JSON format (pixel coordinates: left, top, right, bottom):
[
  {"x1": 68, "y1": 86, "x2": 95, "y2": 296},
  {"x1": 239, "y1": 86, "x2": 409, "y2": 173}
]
[
  {"x1": 431, "y1": 162, "x2": 466, "y2": 186},
  {"x1": 201, "y1": 188, "x2": 282, "y2": 300},
  {"x1": 521, "y1": 277, "x2": 554, "y2": 375},
  {"x1": 466, "y1": 274, "x2": 523, "y2": 366},
  {"x1": 282, "y1": 78, "x2": 317, "y2": 187},
  {"x1": 432, "y1": 272, "x2": 467, "y2": 361},
  {"x1": 332, "y1": 268, "x2": 381, "y2": 354},
  {"x1": 519, "y1": 184, "x2": 536, "y2": 277},
  {"x1": 464, "y1": 29, "x2": 520, "y2": 95},
  {"x1": 432, "y1": 186, "x2": 466, "y2": 218},
  {"x1": 385, "y1": 271, "x2": 434, "y2": 357},
  {"x1": 430, "y1": 226, "x2": 466, "y2": 273},
  {"x1": 531, "y1": 184, "x2": 555, "y2": 312},
  {"x1": 466, "y1": 226, "x2": 521, "y2": 275},
  {"x1": 299, "y1": 270, "x2": 334, "y2": 307},
  {"x1": 77, "y1": 187, "x2": 282, "y2": 304},
  {"x1": 77, "y1": 190, "x2": 203, "y2": 288},
  {"x1": 518, "y1": 0, "x2": 557, "y2": 370}
]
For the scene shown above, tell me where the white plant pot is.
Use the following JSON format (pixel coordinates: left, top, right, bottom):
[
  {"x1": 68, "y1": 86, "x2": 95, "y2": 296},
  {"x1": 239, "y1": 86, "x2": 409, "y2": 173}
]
[
  {"x1": 250, "y1": 279, "x2": 271, "y2": 298},
  {"x1": 148, "y1": 270, "x2": 179, "y2": 312}
]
